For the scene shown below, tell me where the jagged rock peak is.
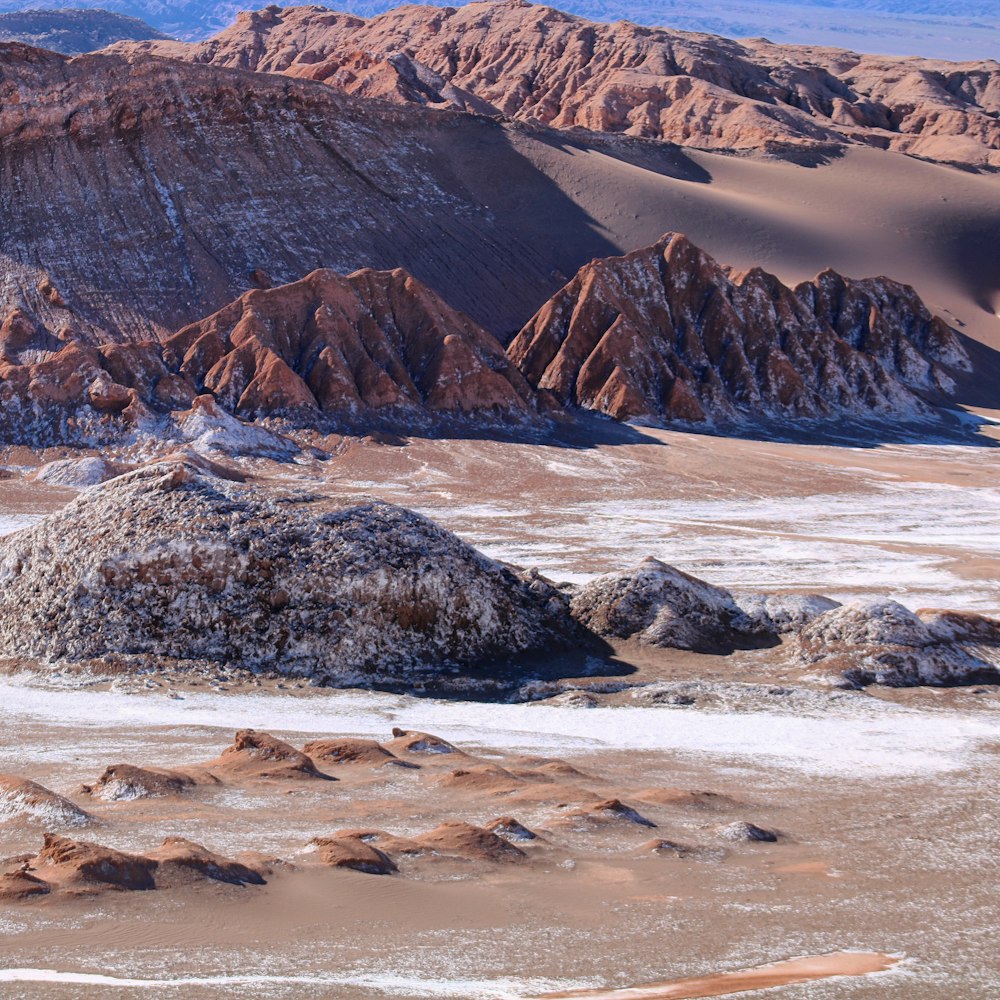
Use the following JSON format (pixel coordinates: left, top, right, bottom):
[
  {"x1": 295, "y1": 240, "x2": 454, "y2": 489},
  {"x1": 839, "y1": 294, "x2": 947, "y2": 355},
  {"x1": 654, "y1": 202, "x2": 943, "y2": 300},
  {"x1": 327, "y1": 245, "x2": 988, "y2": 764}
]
[
  {"x1": 162, "y1": 267, "x2": 539, "y2": 424},
  {"x1": 0, "y1": 462, "x2": 582, "y2": 683},
  {"x1": 507, "y1": 232, "x2": 969, "y2": 427},
  {"x1": 115, "y1": 1, "x2": 1000, "y2": 168}
]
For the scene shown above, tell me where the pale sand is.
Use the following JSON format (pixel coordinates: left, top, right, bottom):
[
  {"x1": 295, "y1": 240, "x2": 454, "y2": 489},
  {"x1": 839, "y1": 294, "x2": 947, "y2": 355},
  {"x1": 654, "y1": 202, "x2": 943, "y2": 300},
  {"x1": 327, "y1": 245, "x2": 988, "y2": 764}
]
[{"x1": 533, "y1": 951, "x2": 899, "y2": 999}]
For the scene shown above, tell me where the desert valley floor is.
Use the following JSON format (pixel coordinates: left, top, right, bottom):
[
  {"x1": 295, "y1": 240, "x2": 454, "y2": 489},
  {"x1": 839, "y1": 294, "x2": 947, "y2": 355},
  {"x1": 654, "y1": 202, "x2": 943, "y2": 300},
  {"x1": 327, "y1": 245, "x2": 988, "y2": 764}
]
[
  {"x1": 2, "y1": 0, "x2": 1000, "y2": 994},
  {"x1": 1, "y1": 427, "x2": 999, "y2": 999}
]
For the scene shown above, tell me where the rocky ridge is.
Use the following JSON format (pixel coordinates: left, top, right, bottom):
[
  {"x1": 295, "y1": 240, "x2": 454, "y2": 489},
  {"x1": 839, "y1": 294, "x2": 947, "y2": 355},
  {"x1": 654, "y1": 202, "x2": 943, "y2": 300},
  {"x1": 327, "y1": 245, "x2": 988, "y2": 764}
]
[
  {"x1": 116, "y1": 1, "x2": 1000, "y2": 169},
  {"x1": 0, "y1": 41, "x2": 621, "y2": 341},
  {"x1": 507, "y1": 233, "x2": 970, "y2": 426},
  {"x1": 0, "y1": 232, "x2": 973, "y2": 446},
  {"x1": 0, "y1": 266, "x2": 541, "y2": 447},
  {"x1": 0, "y1": 9, "x2": 170, "y2": 53}
]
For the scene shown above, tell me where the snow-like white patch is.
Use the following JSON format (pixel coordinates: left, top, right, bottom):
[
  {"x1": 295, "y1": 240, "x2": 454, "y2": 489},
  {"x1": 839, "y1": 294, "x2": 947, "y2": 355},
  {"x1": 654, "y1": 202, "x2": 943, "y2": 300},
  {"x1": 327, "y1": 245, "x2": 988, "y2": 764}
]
[
  {"x1": 34, "y1": 458, "x2": 112, "y2": 489},
  {"x1": 0, "y1": 968, "x2": 574, "y2": 998},
  {"x1": 0, "y1": 514, "x2": 43, "y2": 536},
  {"x1": 404, "y1": 481, "x2": 1000, "y2": 614},
  {"x1": 1, "y1": 681, "x2": 997, "y2": 778}
]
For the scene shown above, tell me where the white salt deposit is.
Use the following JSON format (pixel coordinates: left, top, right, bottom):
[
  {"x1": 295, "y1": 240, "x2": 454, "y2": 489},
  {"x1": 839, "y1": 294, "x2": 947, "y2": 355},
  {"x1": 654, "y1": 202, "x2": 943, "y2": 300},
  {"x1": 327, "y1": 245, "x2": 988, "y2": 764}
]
[{"x1": 1, "y1": 680, "x2": 997, "y2": 779}]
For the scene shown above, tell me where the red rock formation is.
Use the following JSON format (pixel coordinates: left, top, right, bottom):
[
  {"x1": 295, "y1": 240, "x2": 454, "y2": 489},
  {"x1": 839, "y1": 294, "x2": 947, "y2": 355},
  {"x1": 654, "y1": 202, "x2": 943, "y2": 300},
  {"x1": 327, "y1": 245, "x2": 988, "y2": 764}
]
[
  {"x1": 119, "y1": 2, "x2": 1000, "y2": 168},
  {"x1": 34, "y1": 833, "x2": 158, "y2": 891},
  {"x1": 414, "y1": 821, "x2": 527, "y2": 862},
  {"x1": 81, "y1": 763, "x2": 209, "y2": 801},
  {"x1": 208, "y1": 729, "x2": 331, "y2": 781},
  {"x1": 311, "y1": 835, "x2": 398, "y2": 874},
  {"x1": 507, "y1": 233, "x2": 969, "y2": 426},
  {"x1": 162, "y1": 267, "x2": 537, "y2": 425},
  {"x1": 0, "y1": 264, "x2": 541, "y2": 445},
  {"x1": 0, "y1": 775, "x2": 93, "y2": 827},
  {"x1": 303, "y1": 738, "x2": 401, "y2": 766}
]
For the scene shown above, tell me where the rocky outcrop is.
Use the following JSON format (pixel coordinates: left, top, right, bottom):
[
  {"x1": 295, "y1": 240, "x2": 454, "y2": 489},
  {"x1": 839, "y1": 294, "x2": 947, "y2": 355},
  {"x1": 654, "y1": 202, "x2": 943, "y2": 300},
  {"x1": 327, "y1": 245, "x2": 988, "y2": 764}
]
[
  {"x1": 793, "y1": 600, "x2": 1000, "y2": 687},
  {"x1": 0, "y1": 265, "x2": 541, "y2": 447},
  {"x1": 303, "y1": 738, "x2": 402, "y2": 767},
  {"x1": 413, "y1": 821, "x2": 527, "y2": 862},
  {"x1": 0, "y1": 41, "x2": 655, "y2": 343},
  {"x1": 717, "y1": 821, "x2": 779, "y2": 843},
  {"x1": 162, "y1": 267, "x2": 538, "y2": 428},
  {"x1": 508, "y1": 233, "x2": 969, "y2": 427},
  {"x1": 311, "y1": 835, "x2": 398, "y2": 874},
  {"x1": 559, "y1": 798, "x2": 657, "y2": 829},
  {"x1": 81, "y1": 764, "x2": 209, "y2": 801},
  {"x1": 13, "y1": 833, "x2": 268, "y2": 897},
  {"x1": 33, "y1": 833, "x2": 158, "y2": 892},
  {"x1": 569, "y1": 556, "x2": 771, "y2": 653},
  {"x1": 145, "y1": 837, "x2": 267, "y2": 887},
  {"x1": 0, "y1": 461, "x2": 584, "y2": 683},
  {"x1": 486, "y1": 816, "x2": 538, "y2": 841},
  {"x1": 120, "y1": 2, "x2": 1000, "y2": 168},
  {"x1": 0, "y1": 775, "x2": 93, "y2": 827},
  {"x1": 205, "y1": 730, "x2": 331, "y2": 780}
]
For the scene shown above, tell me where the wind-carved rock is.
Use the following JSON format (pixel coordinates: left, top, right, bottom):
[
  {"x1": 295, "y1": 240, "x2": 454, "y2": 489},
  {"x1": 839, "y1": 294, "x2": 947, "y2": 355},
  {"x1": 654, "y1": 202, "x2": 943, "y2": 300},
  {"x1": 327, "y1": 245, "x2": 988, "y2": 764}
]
[{"x1": 507, "y1": 233, "x2": 969, "y2": 426}]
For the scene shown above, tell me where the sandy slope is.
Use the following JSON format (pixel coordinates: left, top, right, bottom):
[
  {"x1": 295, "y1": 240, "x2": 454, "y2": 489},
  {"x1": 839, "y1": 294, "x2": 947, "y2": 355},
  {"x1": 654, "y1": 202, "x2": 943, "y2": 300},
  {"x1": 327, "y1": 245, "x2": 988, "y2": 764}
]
[{"x1": 502, "y1": 139, "x2": 1000, "y2": 353}]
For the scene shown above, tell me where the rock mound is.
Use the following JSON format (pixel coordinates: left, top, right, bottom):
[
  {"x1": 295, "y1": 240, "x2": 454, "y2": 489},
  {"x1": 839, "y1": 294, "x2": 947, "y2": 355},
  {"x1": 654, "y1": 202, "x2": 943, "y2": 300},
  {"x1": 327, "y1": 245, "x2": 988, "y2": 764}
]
[
  {"x1": 33, "y1": 457, "x2": 117, "y2": 489},
  {"x1": 311, "y1": 836, "x2": 398, "y2": 875},
  {"x1": 562, "y1": 798, "x2": 658, "y2": 829},
  {"x1": 207, "y1": 730, "x2": 329, "y2": 781},
  {"x1": 126, "y1": 2, "x2": 1000, "y2": 168},
  {"x1": 0, "y1": 775, "x2": 92, "y2": 827},
  {"x1": 34, "y1": 833, "x2": 157, "y2": 892},
  {"x1": 162, "y1": 267, "x2": 539, "y2": 430},
  {"x1": 0, "y1": 462, "x2": 583, "y2": 683},
  {"x1": 414, "y1": 821, "x2": 527, "y2": 863},
  {"x1": 509, "y1": 233, "x2": 969, "y2": 427},
  {"x1": 438, "y1": 764, "x2": 522, "y2": 795},
  {"x1": 735, "y1": 593, "x2": 842, "y2": 634},
  {"x1": 486, "y1": 817, "x2": 538, "y2": 841},
  {"x1": 81, "y1": 764, "x2": 204, "y2": 801},
  {"x1": 718, "y1": 821, "x2": 779, "y2": 843},
  {"x1": 303, "y1": 738, "x2": 400, "y2": 767},
  {"x1": 569, "y1": 556, "x2": 767, "y2": 653},
  {"x1": 386, "y1": 730, "x2": 465, "y2": 756},
  {"x1": 146, "y1": 837, "x2": 267, "y2": 886},
  {"x1": 0, "y1": 868, "x2": 50, "y2": 900},
  {"x1": 794, "y1": 600, "x2": 1000, "y2": 687},
  {"x1": 16, "y1": 833, "x2": 269, "y2": 897}
]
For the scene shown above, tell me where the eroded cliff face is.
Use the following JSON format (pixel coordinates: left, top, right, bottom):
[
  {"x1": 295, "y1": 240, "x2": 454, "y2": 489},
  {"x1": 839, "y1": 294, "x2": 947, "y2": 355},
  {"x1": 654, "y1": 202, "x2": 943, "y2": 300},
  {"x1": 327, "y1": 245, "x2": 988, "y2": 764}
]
[
  {"x1": 0, "y1": 234, "x2": 971, "y2": 445},
  {"x1": 0, "y1": 461, "x2": 583, "y2": 683},
  {"x1": 117, "y1": 1, "x2": 1000, "y2": 168},
  {"x1": 507, "y1": 233, "x2": 969, "y2": 426}
]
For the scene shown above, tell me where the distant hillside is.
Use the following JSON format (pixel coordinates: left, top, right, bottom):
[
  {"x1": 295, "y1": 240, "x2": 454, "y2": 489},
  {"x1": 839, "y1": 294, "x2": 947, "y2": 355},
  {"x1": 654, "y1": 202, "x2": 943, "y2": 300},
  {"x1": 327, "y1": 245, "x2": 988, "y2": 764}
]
[
  {"x1": 0, "y1": 0, "x2": 993, "y2": 56},
  {"x1": 0, "y1": 8, "x2": 169, "y2": 51}
]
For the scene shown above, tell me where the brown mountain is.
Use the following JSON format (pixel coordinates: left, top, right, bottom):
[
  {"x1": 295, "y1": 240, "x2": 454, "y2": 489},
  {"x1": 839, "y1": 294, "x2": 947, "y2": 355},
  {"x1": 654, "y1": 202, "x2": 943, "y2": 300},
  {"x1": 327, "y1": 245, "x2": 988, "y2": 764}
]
[
  {"x1": 0, "y1": 266, "x2": 539, "y2": 445},
  {"x1": 162, "y1": 266, "x2": 538, "y2": 423},
  {"x1": 116, "y1": 1, "x2": 1000, "y2": 169},
  {"x1": 506, "y1": 233, "x2": 970, "y2": 426},
  {"x1": 0, "y1": 40, "x2": 637, "y2": 342}
]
